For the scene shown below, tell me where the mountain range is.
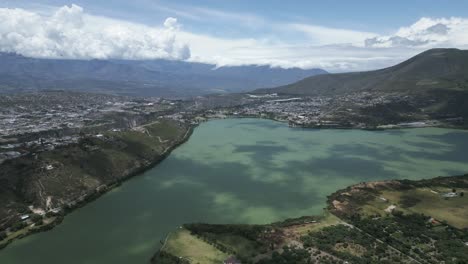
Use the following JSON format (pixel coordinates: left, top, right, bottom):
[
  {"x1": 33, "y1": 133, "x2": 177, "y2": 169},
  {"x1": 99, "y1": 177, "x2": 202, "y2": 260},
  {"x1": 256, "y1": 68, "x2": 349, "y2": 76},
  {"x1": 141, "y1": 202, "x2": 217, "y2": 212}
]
[{"x1": 0, "y1": 53, "x2": 326, "y2": 97}]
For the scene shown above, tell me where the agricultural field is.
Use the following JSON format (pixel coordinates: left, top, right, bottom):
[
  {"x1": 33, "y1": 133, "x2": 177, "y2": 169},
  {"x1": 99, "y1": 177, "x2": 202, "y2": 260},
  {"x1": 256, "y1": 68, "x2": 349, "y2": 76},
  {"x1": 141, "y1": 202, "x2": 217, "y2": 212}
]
[
  {"x1": 159, "y1": 228, "x2": 229, "y2": 264},
  {"x1": 361, "y1": 187, "x2": 468, "y2": 228}
]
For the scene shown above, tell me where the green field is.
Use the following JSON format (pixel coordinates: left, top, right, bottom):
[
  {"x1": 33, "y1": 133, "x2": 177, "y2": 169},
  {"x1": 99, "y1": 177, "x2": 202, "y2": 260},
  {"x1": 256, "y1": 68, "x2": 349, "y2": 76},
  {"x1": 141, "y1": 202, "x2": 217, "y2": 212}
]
[
  {"x1": 162, "y1": 228, "x2": 229, "y2": 264},
  {"x1": 283, "y1": 211, "x2": 342, "y2": 236},
  {"x1": 362, "y1": 187, "x2": 468, "y2": 228}
]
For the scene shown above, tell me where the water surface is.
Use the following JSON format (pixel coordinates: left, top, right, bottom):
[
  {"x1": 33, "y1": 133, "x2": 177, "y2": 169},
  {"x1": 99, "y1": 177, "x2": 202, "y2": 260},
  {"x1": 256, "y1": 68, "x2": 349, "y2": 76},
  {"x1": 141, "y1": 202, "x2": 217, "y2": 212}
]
[{"x1": 1, "y1": 118, "x2": 468, "y2": 263}]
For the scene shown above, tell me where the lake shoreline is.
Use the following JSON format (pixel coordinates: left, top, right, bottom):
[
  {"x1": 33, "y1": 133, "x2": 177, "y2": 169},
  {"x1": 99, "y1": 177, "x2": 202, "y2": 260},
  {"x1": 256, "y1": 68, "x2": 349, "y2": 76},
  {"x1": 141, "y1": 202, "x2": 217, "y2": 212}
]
[
  {"x1": 1, "y1": 117, "x2": 467, "y2": 261},
  {"x1": 206, "y1": 114, "x2": 467, "y2": 131},
  {"x1": 0, "y1": 123, "x2": 196, "y2": 251},
  {"x1": 152, "y1": 173, "x2": 468, "y2": 263},
  {"x1": 4, "y1": 117, "x2": 465, "y2": 250}
]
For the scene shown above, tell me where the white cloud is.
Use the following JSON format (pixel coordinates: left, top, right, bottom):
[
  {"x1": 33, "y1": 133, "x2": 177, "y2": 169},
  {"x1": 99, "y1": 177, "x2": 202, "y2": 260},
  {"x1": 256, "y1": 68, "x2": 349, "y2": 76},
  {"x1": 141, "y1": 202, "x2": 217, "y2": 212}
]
[
  {"x1": 365, "y1": 17, "x2": 468, "y2": 48},
  {"x1": 287, "y1": 23, "x2": 377, "y2": 46},
  {"x1": 180, "y1": 34, "x2": 418, "y2": 72},
  {"x1": 163, "y1": 17, "x2": 179, "y2": 30},
  {"x1": 0, "y1": 5, "x2": 190, "y2": 60},
  {"x1": 0, "y1": 5, "x2": 467, "y2": 72},
  {"x1": 179, "y1": 17, "x2": 468, "y2": 71}
]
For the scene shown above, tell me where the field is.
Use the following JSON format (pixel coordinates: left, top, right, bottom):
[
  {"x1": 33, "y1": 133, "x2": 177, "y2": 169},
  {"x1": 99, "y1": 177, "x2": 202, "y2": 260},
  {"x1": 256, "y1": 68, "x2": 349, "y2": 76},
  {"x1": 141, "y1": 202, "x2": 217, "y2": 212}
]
[
  {"x1": 156, "y1": 212, "x2": 346, "y2": 263},
  {"x1": 282, "y1": 211, "x2": 342, "y2": 237},
  {"x1": 161, "y1": 228, "x2": 229, "y2": 264},
  {"x1": 362, "y1": 187, "x2": 468, "y2": 228},
  {"x1": 325, "y1": 175, "x2": 468, "y2": 263}
]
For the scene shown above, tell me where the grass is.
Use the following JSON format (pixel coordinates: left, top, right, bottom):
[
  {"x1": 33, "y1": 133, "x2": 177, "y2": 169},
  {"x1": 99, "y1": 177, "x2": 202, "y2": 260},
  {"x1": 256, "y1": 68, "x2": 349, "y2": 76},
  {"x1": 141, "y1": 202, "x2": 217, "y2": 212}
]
[
  {"x1": 0, "y1": 225, "x2": 31, "y2": 247},
  {"x1": 284, "y1": 211, "x2": 342, "y2": 236},
  {"x1": 105, "y1": 120, "x2": 186, "y2": 158},
  {"x1": 362, "y1": 187, "x2": 468, "y2": 228},
  {"x1": 211, "y1": 234, "x2": 257, "y2": 259},
  {"x1": 163, "y1": 228, "x2": 229, "y2": 264}
]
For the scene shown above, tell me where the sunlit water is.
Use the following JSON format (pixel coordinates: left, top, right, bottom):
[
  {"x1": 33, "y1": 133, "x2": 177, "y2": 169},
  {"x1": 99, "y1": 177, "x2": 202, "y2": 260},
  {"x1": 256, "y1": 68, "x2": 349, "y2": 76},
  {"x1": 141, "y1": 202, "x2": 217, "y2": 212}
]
[{"x1": 1, "y1": 118, "x2": 468, "y2": 264}]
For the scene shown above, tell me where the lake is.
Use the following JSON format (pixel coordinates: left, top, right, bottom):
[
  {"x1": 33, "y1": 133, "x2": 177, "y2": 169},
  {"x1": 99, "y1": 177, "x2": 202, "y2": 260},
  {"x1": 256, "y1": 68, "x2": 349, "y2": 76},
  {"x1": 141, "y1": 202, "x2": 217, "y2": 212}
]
[{"x1": 1, "y1": 118, "x2": 468, "y2": 263}]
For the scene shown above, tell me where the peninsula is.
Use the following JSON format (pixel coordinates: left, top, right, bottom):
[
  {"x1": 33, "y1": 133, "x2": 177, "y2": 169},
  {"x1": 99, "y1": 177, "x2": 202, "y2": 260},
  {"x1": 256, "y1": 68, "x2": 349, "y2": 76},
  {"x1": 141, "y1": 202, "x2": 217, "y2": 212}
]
[{"x1": 154, "y1": 174, "x2": 468, "y2": 263}]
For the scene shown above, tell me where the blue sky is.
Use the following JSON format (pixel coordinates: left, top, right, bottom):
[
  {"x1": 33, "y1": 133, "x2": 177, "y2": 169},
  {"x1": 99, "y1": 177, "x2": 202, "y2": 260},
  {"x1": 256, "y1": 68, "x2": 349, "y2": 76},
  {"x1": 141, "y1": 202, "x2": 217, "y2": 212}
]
[{"x1": 1, "y1": 0, "x2": 468, "y2": 71}]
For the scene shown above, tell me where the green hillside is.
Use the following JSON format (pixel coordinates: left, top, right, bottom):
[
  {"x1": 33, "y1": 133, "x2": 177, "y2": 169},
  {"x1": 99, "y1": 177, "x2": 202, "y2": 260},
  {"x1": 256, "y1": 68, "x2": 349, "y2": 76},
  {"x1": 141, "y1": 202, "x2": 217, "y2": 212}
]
[
  {"x1": 258, "y1": 48, "x2": 468, "y2": 96},
  {"x1": 0, "y1": 119, "x2": 190, "y2": 249}
]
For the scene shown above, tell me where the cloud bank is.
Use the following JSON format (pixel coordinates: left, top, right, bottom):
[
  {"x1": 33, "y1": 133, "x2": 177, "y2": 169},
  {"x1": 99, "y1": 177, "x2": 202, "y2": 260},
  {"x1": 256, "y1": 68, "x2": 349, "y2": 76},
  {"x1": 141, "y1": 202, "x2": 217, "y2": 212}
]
[
  {"x1": 0, "y1": 4, "x2": 190, "y2": 60},
  {"x1": 0, "y1": 5, "x2": 467, "y2": 72},
  {"x1": 365, "y1": 17, "x2": 468, "y2": 48}
]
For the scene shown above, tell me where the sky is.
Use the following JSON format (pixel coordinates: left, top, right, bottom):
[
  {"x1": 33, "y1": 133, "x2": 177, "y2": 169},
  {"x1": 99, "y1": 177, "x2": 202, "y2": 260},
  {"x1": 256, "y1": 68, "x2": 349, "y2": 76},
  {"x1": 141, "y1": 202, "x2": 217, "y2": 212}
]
[{"x1": 0, "y1": 0, "x2": 467, "y2": 72}]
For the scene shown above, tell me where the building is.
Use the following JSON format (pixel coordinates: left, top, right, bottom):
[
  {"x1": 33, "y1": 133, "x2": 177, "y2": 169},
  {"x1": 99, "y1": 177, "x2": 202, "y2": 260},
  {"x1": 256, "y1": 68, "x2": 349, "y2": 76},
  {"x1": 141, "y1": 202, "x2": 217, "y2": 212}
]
[
  {"x1": 20, "y1": 215, "x2": 30, "y2": 221},
  {"x1": 442, "y1": 192, "x2": 457, "y2": 198}
]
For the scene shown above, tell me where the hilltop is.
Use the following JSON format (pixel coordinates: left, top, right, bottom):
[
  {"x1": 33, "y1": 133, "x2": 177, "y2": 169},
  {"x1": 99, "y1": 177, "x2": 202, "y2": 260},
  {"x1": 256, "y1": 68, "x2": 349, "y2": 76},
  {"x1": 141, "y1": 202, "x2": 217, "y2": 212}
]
[
  {"x1": 249, "y1": 49, "x2": 468, "y2": 127},
  {"x1": 257, "y1": 48, "x2": 468, "y2": 96}
]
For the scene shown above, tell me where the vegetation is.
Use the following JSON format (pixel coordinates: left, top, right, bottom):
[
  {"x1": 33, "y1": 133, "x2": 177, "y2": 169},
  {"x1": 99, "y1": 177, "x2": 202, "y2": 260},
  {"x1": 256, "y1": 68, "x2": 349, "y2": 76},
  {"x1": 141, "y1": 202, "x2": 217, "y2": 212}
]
[
  {"x1": 361, "y1": 187, "x2": 468, "y2": 228},
  {"x1": 151, "y1": 251, "x2": 190, "y2": 264},
  {"x1": 326, "y1": 174, "x2": 468, "y2": 263},
  {"x1": 255, "y1": 49, "x2": 468, "y2": 126},
  {"x1": 184, "y1": 223, "x2": 275, "y2": 262},
  {"x1": 256, "y1": 247, "x2": 312, "y2": 264},
  {"x1": 157, "y1": 174, "x2": 468, "y2": 263},
  {"x1": 302, "y1": 223, "x2": 412, "y2": 263},
  {"x1": 0, "y1": 119, "x2": 190, "y2": 248},
  {"x1": 152, "y1": 228, "x2": 229, "y2": 264},
  {"x1": 259, "y1": 49, "x2": 468, "y2": 96},
  {"x1": 341, "y1": 213, "x2": 468, "y2": 263}
]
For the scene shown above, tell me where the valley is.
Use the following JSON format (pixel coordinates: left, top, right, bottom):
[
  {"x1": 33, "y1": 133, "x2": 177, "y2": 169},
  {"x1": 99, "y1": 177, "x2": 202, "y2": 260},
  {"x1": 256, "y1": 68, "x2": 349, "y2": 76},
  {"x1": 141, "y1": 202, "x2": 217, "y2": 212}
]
[
  {"x1": 0, "y1": 48, "x2": 468, "y2": 263},
  {"x1": 0, "y1": 118, "x2": 467, "y2": 263},
  {"x1": 1, "y1": 0, "x2": 468, "y2": 262}
]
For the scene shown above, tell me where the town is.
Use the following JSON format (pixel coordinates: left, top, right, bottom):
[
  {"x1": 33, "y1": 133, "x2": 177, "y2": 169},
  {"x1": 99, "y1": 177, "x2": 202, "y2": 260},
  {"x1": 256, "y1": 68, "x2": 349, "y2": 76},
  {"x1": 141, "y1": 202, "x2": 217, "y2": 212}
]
[
  {"x1": 0, "y1": 91, "x2": 186, "y2": 164},
  {"x1": 1, "y1": 89, "x2": 464, "y2": 164}
]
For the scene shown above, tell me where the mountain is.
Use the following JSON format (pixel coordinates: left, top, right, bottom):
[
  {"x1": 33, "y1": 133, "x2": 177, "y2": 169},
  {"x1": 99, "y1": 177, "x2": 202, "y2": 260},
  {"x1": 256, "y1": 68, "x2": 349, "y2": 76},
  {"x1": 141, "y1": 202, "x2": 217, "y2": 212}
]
[
  {"x1": 257, "y1": 48, "x2": 468, "y2": 96},
  {"x1": 0, "y1": 53, "x2": 326, "y2": 97}
]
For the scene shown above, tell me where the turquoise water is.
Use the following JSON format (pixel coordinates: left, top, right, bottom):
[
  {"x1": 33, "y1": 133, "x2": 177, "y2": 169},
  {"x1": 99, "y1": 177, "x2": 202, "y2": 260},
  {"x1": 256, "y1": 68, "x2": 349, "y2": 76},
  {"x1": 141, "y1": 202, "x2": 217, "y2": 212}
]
[{"x1": 1, "y1": 118, "x2": 468, "y2": 263}]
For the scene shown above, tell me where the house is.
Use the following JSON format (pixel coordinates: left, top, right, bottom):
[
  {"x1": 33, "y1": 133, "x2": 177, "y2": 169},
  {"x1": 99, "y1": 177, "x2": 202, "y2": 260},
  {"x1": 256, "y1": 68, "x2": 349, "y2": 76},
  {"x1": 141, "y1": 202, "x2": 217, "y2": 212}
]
[
  {"x1": 442, "y1": 192, "x2": 457, "y2": 198},
  {"x1": 224, "y1": 256, "x2": 241, "y2": 264},
  {"x1": 20, "y1": 215, "x2": 30, "y2": 221},
  {"x1": 384, "y1": 204, "x2": 396, "y2": 213}
]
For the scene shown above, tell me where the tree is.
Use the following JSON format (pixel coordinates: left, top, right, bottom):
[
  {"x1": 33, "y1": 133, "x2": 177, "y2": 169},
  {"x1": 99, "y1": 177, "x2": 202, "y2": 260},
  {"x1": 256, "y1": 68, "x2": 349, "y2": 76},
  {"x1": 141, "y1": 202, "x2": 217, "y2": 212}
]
[
  {"x1": 30, "y1": 214, "x2": 43, "y2": 224},
  {"x1": 391, "y1": 210, "x2": 404, "y2": 217},
  {"x1": 11, "y1": 221, "x2": 27, "y2": 231},
  {"x1": 0, "y1": 231, "x2": 7, "y2": 240}
]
